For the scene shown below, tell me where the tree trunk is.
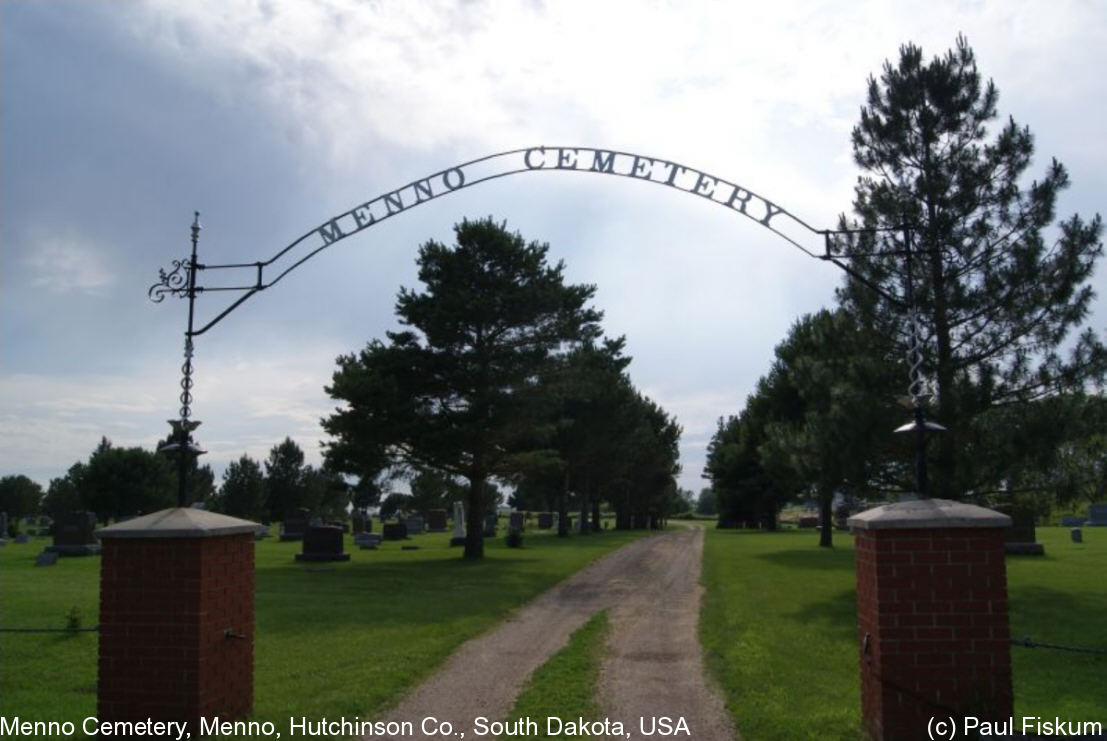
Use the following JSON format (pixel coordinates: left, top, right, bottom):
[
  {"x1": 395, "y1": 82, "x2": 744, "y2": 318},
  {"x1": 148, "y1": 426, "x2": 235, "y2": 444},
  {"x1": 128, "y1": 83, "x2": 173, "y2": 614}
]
[
  {"x1": 818, "y1": 488, "x2": 834, "y2": 548},
  {"x1": 557, "y1": 468, "x2": 570, "y2": 537}
]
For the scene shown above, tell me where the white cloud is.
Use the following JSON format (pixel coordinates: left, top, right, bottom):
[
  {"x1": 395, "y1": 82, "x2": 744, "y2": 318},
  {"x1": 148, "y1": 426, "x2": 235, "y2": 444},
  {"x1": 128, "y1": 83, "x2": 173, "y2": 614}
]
[
  {"x1": 6, "y1": 0, "x2": 1105, "y2": 500},
  {"x1": 0, "y1": 340, "x2": 344, "y2": 487},
  {"x1": 23, "y1": 232, "x2": 116, "y2": 296}
]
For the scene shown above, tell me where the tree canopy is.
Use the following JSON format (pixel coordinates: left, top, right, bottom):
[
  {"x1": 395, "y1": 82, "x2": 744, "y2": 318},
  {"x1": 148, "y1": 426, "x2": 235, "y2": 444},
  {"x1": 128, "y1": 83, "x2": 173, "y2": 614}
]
[
  {"x1": 324, "y1": 217, "x2": 606, "y2": 559},
  {"x1": 706, "y1": 36, "x2": 1106, "y2": 529},
  {"x1": 836, "y1": 35, "x2": 1105, "y2": 500}
]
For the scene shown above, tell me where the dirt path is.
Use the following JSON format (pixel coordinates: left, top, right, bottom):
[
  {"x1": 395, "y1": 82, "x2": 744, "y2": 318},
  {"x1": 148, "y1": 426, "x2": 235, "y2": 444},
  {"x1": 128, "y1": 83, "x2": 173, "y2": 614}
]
[{"x1": 365, "y1": 527, "x2": 736, "y2": 740}]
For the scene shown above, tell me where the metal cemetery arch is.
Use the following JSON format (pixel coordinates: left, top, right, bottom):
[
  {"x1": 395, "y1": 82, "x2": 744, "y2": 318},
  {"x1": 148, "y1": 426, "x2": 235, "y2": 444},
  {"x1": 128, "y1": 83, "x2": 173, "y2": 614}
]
[{"x1": 150, "y1": 145, "x2": 937, "y2": 505}]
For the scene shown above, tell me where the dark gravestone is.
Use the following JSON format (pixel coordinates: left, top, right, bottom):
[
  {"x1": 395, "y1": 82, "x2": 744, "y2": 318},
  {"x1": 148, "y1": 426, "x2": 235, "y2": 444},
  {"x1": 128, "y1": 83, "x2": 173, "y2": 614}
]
[
  {"x1": 426, "y1": 509, "x2": 449, "y2": 532},
  {"x1": 1087, "y1": 503, "x2": 1107, "y2": 526},
  {"x1": 352, "y1": 513, "x2": 372, "y2": 534},
  {"x1": 536, "y1": 512, "x2": 554, "y2": 529},
  {"x1": 483, "y1": 513, "x2": 498, "y2": 537},
  {"x1": 295, "y1": 525, "x2": 350, "y2": 562},
  {"x1": 995, "y1": 503, "x2": 1044, "y2": 556},
  {"x1": 280, "y1": 508, "x2": 310, "y2": 541},
  {"x1": 1071, "y1": 528, "x2": 1083, "y2": 544},
  {"x1": 509, "y1": 511, "x2": 524, "y2": 533},
  {"x1": 382, "y1": 522, "x2": 408, "y2": 541},
  {"x1": 14, "y1": 533, "x2": 30, "y2": 544},
  {"x1": 46, "y1": 511, "x2": 100, "y2": 556},
  {"x1": 403, "y1": 516, "x2": 424, "y2": 536},
  {"x1": 798, "y1": 516, "x2": 819, "y2": 529},
  {"x1": 1060, "y1": 515, "x2": 1086, "y2": 527},
  {"x1": 35, "y1": 550, "x2": 59, "y2": 567}
]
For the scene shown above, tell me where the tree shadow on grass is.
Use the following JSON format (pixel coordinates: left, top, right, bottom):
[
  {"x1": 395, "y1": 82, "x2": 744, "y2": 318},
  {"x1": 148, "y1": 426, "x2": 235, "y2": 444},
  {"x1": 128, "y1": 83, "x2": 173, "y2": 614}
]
[
  {"x1": 753, "y1": 547, "x2": 856, "y2": 572},
  {"x1": 254, "y1": 535, "x2": 638, "y2": 636},
  {"x1": 782, "y1": 587, "x2": 859, "y2": 643}
]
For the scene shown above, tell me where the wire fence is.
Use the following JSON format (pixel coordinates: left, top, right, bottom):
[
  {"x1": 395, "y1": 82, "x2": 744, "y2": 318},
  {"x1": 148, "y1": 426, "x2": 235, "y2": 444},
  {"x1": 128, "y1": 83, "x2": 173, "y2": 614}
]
[
  {"x1": 0, "y1": 625, "x2": 100, "y2": 633},
  {"x1": 1011, "y1": 636, "x2": 1107, "y2": 656}
]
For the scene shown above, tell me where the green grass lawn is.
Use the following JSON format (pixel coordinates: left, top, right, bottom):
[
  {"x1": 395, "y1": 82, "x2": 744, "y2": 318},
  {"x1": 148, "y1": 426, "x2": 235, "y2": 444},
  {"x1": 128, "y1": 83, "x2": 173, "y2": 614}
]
[
  {"x1": 0, "y1": 527, "x2": 643, "y2": 727},
  {"x1": 502, "y1": 610, "x2": 609, "y2": 739},
  {"x1": 699, "y1": 526, "x2": 1107, "y2": 741},
  {"x1": 3, "y1": 524, "x2": 1103, "y2": 740}
]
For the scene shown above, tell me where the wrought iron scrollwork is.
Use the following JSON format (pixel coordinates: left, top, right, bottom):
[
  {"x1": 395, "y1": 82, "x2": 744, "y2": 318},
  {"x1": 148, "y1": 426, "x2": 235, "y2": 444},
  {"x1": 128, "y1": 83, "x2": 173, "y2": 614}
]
[{"x1": 148, "y1": 257, "x2": 193, "y2": 303}]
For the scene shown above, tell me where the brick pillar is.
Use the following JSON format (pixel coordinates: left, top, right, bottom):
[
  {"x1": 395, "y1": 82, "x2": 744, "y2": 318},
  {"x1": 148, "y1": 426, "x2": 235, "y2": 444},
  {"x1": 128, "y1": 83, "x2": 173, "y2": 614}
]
[
  {"x1": 849, "y1": 500, "x2": 1013, "y2": 741},
  {"x1": 97, "y1": 508, "x2": 258, "y2": 735}
]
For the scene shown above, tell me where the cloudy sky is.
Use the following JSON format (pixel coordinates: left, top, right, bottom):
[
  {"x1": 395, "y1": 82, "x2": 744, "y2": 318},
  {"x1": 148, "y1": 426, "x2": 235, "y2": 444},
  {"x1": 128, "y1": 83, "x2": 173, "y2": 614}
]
[{"x1": 2, "y1": 0, "x2": 1105, "y2": 499}]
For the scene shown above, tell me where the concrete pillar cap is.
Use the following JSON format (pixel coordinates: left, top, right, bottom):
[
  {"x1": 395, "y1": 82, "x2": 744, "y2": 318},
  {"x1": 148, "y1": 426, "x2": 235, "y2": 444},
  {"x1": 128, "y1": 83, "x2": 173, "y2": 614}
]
[
  {"x1": 95, "y1": 507, "x2": 261, "y2": 539},
  {"x1": 848, "y1": 498, "x2": 1011, "y2": 530}
]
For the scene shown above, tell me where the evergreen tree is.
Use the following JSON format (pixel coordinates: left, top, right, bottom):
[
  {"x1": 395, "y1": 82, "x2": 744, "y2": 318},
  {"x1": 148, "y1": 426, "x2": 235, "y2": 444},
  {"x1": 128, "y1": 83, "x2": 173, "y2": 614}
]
[
  {"x1": 323, "y1": 218, "x2": 602, "y2": 559},
  {"x1": 264, "y1": 438, "x2": 307, "y2": 521},
  {"x1": 837, "y1": 36, "x2": 1105, "y2": 499},
  {"x1": 42, "y1": 465, "x2": 84, "y2": 521},
  {"x1": 0, "y1": 475, "x2": 43, "y2": 522},
  {"x1": 217, "y1": 455, "x2": 266, "y2": 521},
  {"x1": 757, "y1": 310, "x2": 900, "y2": 546}
]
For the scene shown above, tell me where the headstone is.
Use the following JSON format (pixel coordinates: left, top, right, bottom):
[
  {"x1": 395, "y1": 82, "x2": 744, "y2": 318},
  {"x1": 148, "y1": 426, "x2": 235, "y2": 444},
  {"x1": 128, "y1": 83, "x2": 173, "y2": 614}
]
[
  {"x1": 352, "y1": 513, "x2": 372, "y2": 534},
  {"x1": 1087, "y1": 503, "x2": 1107, "y2": 526},
  {"x1": 798, "y1": 516, "x2": 819, "y2": 529},
  {"x1": 537, "y1": 512, "x2": 553, "y2": 529},
  {"x1": 35, "y1": 550, "x2": 59, "y2": 566},
  {"x1": 509, "y1": 511, "x2": 524, "y2": 533},
  {"x1": 426, "y1": 509, "x2": 448, "y2": 532},
  {"x1": 995, "y1": 503, "x2": 1045, "y2": 556},
  {"x1": 14, "y1": 533, "x2": 30, "y2": 544},
  {"x1": 46, "y1": 510, "x2": 101, "y2": 556},
  {"x1": 354, "y1": 532, "x2": 382, "y2": 549},
  {"x1": 280, "y1": 508, "x2": 310, "y2": 541},
  {"x1": 382, "y1": 522, "x2": 408, "y2": 541},
  {"x1": 403, "y1": 516, "x2": 424, "y2": 536},
  {"x1": 1060, "y1": 515, "x2": 1086, "y2": 527},
  {"x1": 295, "y1": 525, "x2": 350, "y2": 562},
  {"x1": 1071, "y1": 528, "x2": 1083, "y2": 544},
  {"x1": 483, "y1": 513, "x2": 497, "y2": 537},
  {"x1": 450, "y1": 500, "x2": 466, "y2": 546}
]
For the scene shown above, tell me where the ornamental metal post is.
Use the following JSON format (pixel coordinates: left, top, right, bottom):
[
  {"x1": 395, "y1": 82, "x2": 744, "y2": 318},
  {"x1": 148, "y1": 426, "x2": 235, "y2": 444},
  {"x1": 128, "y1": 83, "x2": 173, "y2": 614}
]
[
  {"x1": 150, "y1": 212, "x2": 206, "y2": 506},
  {"x1": 892, "y1": 222, "x2": 945, "y2": 498}
]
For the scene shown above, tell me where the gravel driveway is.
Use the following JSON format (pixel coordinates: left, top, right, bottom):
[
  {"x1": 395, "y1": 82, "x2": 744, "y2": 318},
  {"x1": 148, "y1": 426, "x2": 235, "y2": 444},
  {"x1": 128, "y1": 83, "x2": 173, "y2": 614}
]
[{"x1": 365, "y1": 526, "x2": 736, "y2": 740}]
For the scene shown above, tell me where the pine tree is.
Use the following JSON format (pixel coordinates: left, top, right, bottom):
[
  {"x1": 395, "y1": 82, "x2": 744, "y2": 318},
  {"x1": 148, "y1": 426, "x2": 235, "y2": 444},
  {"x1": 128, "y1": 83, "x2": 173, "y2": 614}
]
[
  {"x1": 837, "y1": 36, "x2": 1105, "y2": 500},
  {"x1": 323, "y1": 218, "x2": 602, "y2": 559}
]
